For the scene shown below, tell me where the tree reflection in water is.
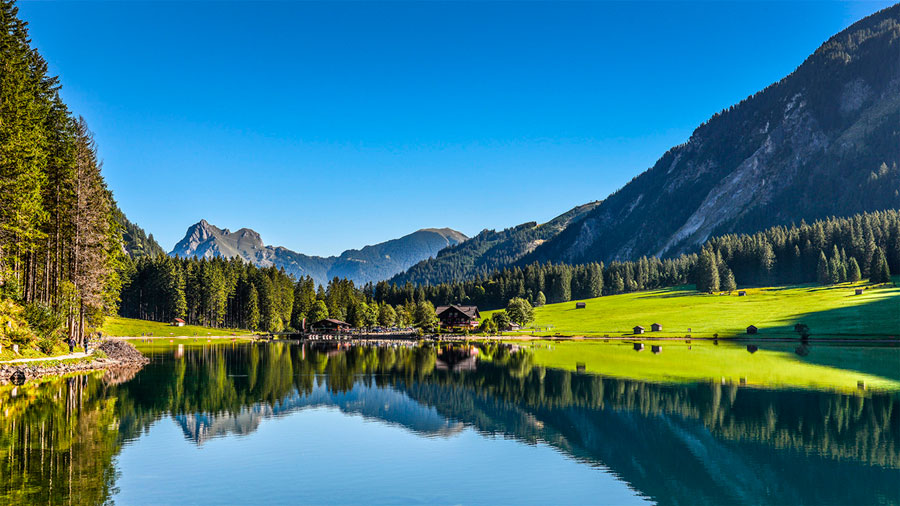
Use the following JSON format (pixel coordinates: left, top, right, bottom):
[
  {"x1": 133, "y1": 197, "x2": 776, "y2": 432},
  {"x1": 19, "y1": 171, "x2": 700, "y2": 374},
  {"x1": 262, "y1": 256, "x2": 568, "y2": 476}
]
[{"x1": 0, "y1": 341, "x2": 897, "y2": 505}]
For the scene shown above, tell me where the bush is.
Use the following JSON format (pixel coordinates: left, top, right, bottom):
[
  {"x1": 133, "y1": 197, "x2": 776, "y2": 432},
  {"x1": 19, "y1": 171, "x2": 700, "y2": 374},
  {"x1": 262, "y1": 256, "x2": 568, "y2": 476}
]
[
  {"x1": 36, "y1": 336, "x2": 57, "y2": 355},
  {"x1": 24, "y1": 302, "x2": 65, "y2": 340},
  {"x1": 92, "y1": 349, "x2": 108, "y2": 359}
]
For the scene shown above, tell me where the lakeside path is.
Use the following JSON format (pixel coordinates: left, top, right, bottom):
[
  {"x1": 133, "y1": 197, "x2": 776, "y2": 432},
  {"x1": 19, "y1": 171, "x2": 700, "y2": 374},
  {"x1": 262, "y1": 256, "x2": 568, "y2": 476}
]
[{"x1": 0, "y1": 352, "x2": 89, "y2": 364}]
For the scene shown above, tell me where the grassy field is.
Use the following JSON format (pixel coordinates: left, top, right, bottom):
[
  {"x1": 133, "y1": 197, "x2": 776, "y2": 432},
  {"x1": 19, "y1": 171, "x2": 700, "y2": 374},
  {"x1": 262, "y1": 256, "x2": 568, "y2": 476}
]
[
  {"x1": 485, "y1": 279, "x2": 900, "y2": 339},
  {"x1": 511, "y1": 339, "x2": 900, "y2": 392},
  {"x1": 100, "y1": 316, "x2": 251, "y2": 338}
]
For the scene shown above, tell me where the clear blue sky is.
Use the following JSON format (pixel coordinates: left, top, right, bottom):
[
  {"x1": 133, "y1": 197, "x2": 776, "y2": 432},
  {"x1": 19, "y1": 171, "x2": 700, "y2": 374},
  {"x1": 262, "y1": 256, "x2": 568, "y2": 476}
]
[{"x1": 18, "y1": 1, "x2": 894, "y2": 256}]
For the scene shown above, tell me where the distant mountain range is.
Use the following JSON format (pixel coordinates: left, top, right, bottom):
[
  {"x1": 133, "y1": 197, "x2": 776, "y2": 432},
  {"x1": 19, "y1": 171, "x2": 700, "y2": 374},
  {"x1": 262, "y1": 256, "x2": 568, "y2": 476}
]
[
  {"x1": 168, "y1": 219, "x2": 467, "y2": 286},
  {"x1": 126, "y1": 6, "x2": 900, "y2": 288},
  {"x1": 389, "y1": 201, "x2": 600, "y2": 285},
  {"x1": 521, "y1": 5, "x2": 900, "y2": 266}
]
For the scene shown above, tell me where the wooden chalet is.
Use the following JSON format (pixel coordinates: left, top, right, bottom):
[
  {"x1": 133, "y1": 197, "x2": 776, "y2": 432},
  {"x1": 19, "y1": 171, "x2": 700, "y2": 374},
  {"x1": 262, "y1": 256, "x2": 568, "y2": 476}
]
[
  {"x1": 435, "y1": 305, "x2": 481, "y2": 330},
  {"x1": 312, "y1": 318, "x2": 351, "y2": 333},
  {"x1": 172, "y1": 318, "x2": 186, "y2": 327}
]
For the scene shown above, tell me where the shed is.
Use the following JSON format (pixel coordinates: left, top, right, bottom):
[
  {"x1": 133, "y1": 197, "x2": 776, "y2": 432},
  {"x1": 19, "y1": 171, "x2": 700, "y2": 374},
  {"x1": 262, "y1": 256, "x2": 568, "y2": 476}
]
[
  {"x1": 312, "y1": 318, "x2": 351, "y2": 333},
  {"x1": 651, "y1": 345, "x2": 662, "y2": 354},
  {"x1": 746, "y1": 344, "x2": 758, "y2": 354},
  {"x1": 855, "y1": 288, "x2": 864, "y2": 295},
  {"x1": 651, "y1": 323, "x2": 662, "y2": 332},
  {"x1": 575, "y1": 302, "x2": 586, "y2": 309},
  {"x1": 633, "y1": 343, "x2": 644, "y2": 351},
  {"x1": 172, "y1": 318, "x2": 186, "y2": 327},
  {"x1": 738, "y1": 290, "x2": 747, "y2": 296},
  {"x1": 633, "y1": 325, "x2": 645, "y2": 335},
  {"x1": 746, "y1": 325, "x2": 758, "y2": 335}
]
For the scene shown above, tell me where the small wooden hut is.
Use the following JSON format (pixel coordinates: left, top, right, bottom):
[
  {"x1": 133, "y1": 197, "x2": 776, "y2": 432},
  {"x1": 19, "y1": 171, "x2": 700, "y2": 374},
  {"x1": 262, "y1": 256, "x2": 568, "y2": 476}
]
[
  {"x1": 651, "y1": 323, "x2": 662, "y2": 332},
  {"x1": 633, "y1": 343, "x2": 644, "y2": 351},
  {"x1": 746, "y1": 325, "x2": 758, "y2": 335},
  {"x1": 651, "y1": 345, "x2": 662, "y2": 354},
  {"x1": 855, "y1": 288, "x2": 864, "y2": 295},
  {"x1": 633, "y1": 325, "x2": 645, "y2": 334},
  {"x1": 575, "y1": 302, "x2": 586, "y2": 309},
  {"x1": 738, "y1": 290, "x2": 747, "y2": 296}
]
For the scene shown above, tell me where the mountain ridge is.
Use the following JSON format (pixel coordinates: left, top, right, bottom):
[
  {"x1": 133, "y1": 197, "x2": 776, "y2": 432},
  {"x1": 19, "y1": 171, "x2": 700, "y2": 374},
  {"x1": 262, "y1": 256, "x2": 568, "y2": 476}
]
[
  {"x1": 169, "y1": 220, "x2": 467, "y2": 286},
  {"x1": 519, "y1": 4, "x2": 900, "y2": 267}
]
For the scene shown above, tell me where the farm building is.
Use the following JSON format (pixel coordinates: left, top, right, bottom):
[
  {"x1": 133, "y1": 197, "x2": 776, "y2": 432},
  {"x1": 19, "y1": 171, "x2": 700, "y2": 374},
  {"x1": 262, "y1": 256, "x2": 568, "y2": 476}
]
[
  {"x1": 435, "y1": 305, "x2": 481, "y2": 330},
  {"x1": 633, "y1": 343, "x2": 644, "y2": 351},
  {"x1": 651, "y1": 345, "x2": 662, "y2": 354},
  {"x1": 746, "y1": 325, "x2": 758, "y2": 335},
  {"x1": 633, "y1": 325, "x2": 645, "y2": 334},
  {"x1": 651, "y1": 323, "x2": 662, "y2": 332},
  {"x1": 738, "y1": 290, "x2": 747, "y2": 296},
  {"x1": 312, "y1": 318, "x2": 351, "y2": 333},
  {"x1": 575, "y1": 302, "x2": 586, "y2": 309},
  {"x1": 172, "y1": 318, "x2": 185, "y2": 327},
  {"x1": 855, "y1": 288, "x2": 864, "y2": 295}
]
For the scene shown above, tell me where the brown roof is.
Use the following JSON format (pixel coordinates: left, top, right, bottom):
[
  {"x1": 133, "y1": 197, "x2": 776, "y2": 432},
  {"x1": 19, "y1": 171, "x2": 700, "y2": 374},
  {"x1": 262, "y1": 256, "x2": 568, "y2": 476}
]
[
  {"x1": 314, "y1": 318, "x2": 350, "y2": 327},
  {"x1": 435, "y1": 305, "x2": 480, "y2": 319}
]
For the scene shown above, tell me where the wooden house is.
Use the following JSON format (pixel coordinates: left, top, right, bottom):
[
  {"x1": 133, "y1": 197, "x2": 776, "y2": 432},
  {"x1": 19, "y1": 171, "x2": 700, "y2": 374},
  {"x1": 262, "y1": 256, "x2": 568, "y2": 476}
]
[
  {"x1": 651, "y1": 323, "x2": 662, "y2": 332},
  {"x1": 746, "y1": 325, "x2": 758, "y2": 335},
  {"x1": 435, "y1": 305, "x2": 481, "y2": 330},
  {"x1": 738, "y1": 290, "x2": 747, "y2": 296},
  {"x1": 747, "y1": 345, "x2": 759, "y2": 353},
  {"x1": 575, "y1": 302, "x2": 586, "y2": 309},
  {"x1": 172, "y1": 318, "x2": 186, "y2": 327},
  {"x1": 855, "y1": 288, "x2": 864, "y2": 295},
  {"x1": 651, "y1": 345, "x2": 662, "y2": 354},
  {"x1": 633, "y1": 325, "x2": 645, "y2": 334},
  {"x1": 633, "y1": 343, "x2": 644, "y2": 351},
  {"x1": 312, "y1": 318, "x2": 351, "y2": 333}
]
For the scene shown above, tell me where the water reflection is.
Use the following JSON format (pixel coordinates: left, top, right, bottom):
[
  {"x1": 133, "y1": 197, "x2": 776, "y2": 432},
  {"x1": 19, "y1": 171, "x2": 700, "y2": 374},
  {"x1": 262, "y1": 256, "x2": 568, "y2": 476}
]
[{"x1": 0, "y1": 342, "x2": 897, "y2": 505}]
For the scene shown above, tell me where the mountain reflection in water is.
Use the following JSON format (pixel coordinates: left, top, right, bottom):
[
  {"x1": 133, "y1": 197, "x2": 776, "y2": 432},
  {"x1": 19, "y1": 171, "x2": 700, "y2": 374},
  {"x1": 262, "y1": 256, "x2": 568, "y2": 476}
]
[{"x1": 0, "y1": 341, "x2": 897, "y2": 505}]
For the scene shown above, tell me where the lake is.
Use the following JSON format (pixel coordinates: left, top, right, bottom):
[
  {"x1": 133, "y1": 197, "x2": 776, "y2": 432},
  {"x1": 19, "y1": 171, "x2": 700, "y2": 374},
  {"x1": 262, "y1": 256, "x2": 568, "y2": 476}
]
[{"x1": 1, "y1": 340, "x2": 898, "y2": 505}]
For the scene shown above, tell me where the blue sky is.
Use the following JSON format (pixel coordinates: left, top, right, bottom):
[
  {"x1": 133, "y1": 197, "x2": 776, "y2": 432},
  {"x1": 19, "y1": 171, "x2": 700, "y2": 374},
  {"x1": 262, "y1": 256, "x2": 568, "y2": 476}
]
[{"x1": 18, "y1": 1, "x2": 894, "y2": 256}]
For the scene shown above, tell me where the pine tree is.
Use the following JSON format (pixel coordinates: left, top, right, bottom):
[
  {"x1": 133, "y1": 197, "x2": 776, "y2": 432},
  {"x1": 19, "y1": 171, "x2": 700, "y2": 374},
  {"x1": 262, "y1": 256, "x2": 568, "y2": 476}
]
[{"x1": 870, "y1": 247, "x2": 891, "y2": 283}]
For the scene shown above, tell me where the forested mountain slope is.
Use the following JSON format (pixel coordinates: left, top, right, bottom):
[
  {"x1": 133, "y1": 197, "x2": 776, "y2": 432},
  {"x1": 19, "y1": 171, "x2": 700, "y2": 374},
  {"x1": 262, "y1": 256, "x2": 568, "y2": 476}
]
[
  {"x1": 523, "y1": 5, "x2": 900, "y2": 267},
  {"x1": 389, "y1": 202, "x2": 600, "y2": 285},
  {"x1": 114, "y1": 207, "x2": 165, "y2": 259},
  {"x1": 169, "y1": 220, "x2": 467, "y2": 286}
]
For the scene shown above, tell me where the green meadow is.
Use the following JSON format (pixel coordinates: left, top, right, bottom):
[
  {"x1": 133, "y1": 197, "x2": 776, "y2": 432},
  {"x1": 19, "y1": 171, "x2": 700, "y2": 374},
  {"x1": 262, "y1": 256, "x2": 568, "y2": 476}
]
[
  {"x1": 511, "y1": 339, "x2": 900, "y2": 393},
  {"x1": 485, "y1": 280, "x2": 900, "y2": 339},
  {"x1": 100, "y1": 316, "x2": 251, "y2": 338}
]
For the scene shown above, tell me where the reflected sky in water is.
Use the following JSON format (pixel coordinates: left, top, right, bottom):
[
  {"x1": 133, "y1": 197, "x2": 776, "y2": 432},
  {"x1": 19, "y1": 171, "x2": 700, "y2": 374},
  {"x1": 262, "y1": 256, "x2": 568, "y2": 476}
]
[{"x1": 1, "y1": 341, "x2": 897, "y2": 505}]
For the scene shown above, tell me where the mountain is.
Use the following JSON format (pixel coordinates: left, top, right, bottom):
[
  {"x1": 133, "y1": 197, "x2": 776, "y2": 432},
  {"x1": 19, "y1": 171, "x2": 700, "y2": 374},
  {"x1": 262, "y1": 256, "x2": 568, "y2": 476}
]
[
  {"x1": 113, "y1": 206, "x2": 165, "y2": 259},
  {"x1": 169, "y1": 220, "x2": 467, "y2": 286},
  {"x1": 389, "y1": 201, "x2": 600, "y2": 285},
  {"x1": 522, "y1": 5, "x2": 900, "y2": 266}
]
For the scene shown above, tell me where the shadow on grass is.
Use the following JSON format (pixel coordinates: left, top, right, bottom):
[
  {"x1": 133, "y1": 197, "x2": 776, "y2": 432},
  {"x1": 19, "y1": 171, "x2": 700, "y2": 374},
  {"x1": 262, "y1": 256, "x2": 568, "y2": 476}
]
[{"x1": 752, "y1": 293, "x2": 900, "y2": 381}]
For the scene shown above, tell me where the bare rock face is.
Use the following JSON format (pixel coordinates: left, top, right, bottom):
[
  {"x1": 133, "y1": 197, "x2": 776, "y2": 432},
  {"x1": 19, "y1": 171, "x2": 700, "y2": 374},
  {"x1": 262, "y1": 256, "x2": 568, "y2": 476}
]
[
  {"x1": 523, "y1": 5, "x2": 900, "y2": 266},
  {"x1": 169, "y1": 221, "x2": 468, "y2": 286}
]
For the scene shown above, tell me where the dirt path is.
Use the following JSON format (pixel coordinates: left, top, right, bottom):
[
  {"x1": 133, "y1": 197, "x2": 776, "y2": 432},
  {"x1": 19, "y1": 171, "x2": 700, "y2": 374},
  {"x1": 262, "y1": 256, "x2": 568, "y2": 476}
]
[{"x1": 1, "y1": 352, "x2": 89, "y2": 364}]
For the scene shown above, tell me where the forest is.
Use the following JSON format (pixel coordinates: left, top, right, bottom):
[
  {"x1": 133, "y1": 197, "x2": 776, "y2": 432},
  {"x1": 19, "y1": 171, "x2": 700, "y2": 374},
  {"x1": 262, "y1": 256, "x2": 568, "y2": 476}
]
[
  {"x1": 0, "y1": 1, "x2": 123, "y2": 350},
  {"x1": 116, "y1": 210, "x2": 898, "y2": 333}
]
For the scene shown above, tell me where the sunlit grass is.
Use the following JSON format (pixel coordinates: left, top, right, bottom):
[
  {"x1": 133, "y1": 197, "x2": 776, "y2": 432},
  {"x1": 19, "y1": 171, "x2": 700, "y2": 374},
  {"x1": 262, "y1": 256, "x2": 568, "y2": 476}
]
[
  {"x1": 484, "y1": 280, "x2": 900, "y2": 338},
  {"x1": 100, "y1": 316, "x2": 251, "y2": 338}
]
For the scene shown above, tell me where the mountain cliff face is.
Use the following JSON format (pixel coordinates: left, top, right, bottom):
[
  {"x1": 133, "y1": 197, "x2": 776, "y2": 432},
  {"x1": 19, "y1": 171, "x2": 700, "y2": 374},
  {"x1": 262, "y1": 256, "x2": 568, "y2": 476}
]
[
  {"x1": 169, "y1": 220, "x2": 466, "y2": 286},
  {"x1": 524, "y1": 5, "x2": 900, "y2": 266},
  {"x1": 389, "y1": 201, "x2": 600, "y2": 285}
]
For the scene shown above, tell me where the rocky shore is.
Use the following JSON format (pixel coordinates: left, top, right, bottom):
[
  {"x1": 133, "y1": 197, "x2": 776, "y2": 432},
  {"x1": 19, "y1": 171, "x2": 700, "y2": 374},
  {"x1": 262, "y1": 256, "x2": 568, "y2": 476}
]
[{"x1": 0, "y1": 339, "x2": 149, "y2": 385}]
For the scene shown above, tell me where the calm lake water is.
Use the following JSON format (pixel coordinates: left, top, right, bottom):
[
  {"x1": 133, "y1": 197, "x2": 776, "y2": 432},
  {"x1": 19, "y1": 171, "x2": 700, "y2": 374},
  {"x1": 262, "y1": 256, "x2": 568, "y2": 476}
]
[{"x1": 1, "y1": 341, "x2": 898, "y2": 505}]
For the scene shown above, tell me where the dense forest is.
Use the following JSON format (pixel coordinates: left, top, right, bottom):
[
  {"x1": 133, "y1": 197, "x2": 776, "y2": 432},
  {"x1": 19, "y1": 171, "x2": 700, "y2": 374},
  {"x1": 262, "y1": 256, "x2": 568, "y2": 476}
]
[
  {"x1": 117, "y1": 210, "x2": 898, "y2": 332},
  {"x1": 0, "y1": 1, "x2": 123, "y2": 348}
]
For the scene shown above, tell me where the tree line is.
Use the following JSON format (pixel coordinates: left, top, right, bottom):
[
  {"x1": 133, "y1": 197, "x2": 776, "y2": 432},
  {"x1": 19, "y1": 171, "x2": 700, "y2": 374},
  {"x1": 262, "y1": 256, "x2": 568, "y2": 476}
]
[
  {"x1": 372, "y1": 210, "x2": 899, "y2": 309},
  {"x1": 0, "y1": 0, "x2": 122, "y2": 346}
]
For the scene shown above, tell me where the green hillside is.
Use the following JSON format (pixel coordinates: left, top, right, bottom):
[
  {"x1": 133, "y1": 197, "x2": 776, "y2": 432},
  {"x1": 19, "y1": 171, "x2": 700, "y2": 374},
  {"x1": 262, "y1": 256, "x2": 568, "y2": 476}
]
[{"x1": 484, "y1": 279, "x2": 900, "y2": 339}]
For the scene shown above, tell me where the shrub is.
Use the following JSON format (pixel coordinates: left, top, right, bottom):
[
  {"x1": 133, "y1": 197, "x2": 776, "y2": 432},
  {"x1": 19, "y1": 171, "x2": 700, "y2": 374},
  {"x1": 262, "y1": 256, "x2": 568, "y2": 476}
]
[{"x1": 37, "y1": 336, "x2": 57, "y2": 355}]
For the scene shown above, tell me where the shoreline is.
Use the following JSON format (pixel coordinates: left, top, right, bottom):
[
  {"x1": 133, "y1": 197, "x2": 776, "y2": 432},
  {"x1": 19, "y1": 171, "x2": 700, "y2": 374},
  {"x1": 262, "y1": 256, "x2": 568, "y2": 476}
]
[{"x1": 0, "y1": 340, "x2": 149, "y2": 385}]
